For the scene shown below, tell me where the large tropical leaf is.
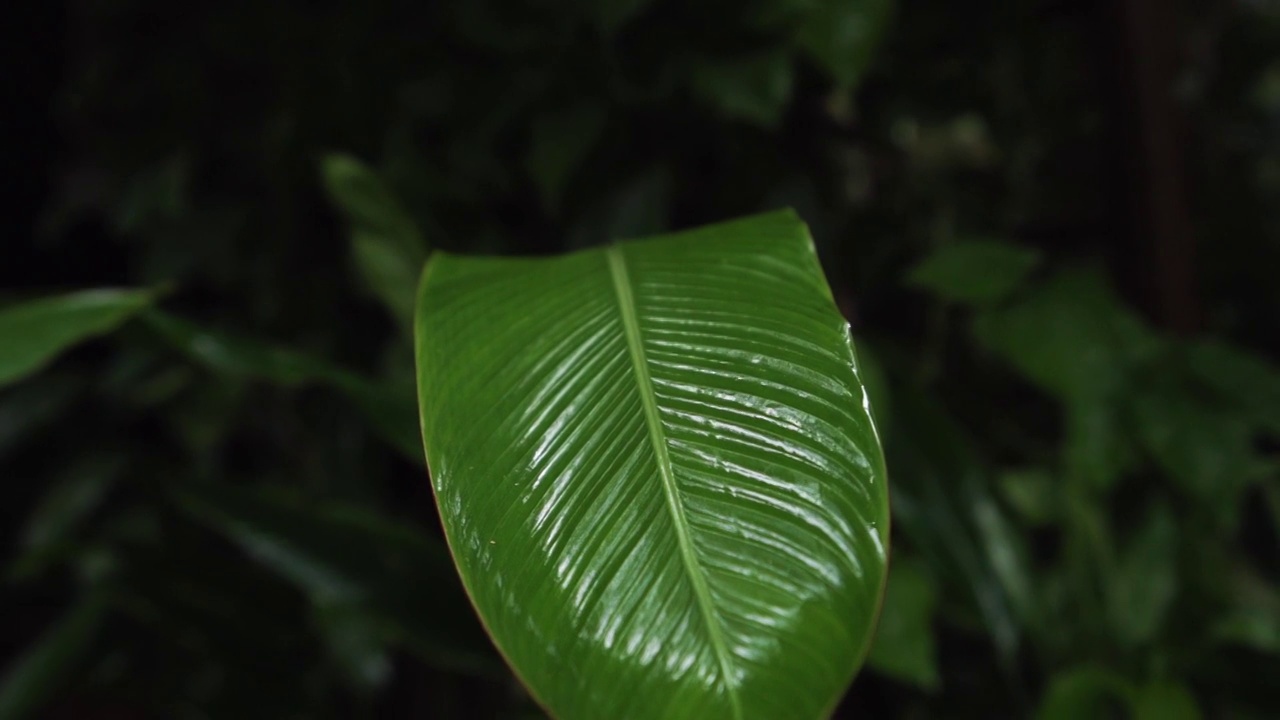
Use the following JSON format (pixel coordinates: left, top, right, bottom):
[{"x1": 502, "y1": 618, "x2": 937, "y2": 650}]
[{"x1": 415, "y1": 210, "x2": 889, "y2": 720}]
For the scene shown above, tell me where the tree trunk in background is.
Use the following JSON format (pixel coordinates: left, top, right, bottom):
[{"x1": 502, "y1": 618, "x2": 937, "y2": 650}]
[{"x1": 1115, "y1": 0, "x2": 1200, "y2": 335}]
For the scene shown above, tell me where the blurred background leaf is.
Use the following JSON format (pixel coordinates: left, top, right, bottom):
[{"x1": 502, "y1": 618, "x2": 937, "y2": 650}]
[
  {"x1": 1132, "y1": 683, "x2": 1202, "y2": 720},
  {"x1": 0, "y1": 289, "x2": 153, "y2": 387},
  {"x1": 174, "y1": 482, "x2": 496, "y2": 675},
  {"x1": 320, "y1": 154, "x2": 428, "y2": 329},
  {"x1": 690, "y1": 50, "x2": 795, "y2": 128},
  {"x1": 907, "y1": 239, "x2": 1040, "y2": 306},
  {"x1": 866, "y1": 556, "x2": 939, "y2": 690},
  {"x1": 796, "y1": 0, "x2": 893, "y2": 91},
  {"x1": 1034, "y1": 666, "x2": 1131, "y2": 720},
  {"x1": 0, "y1": 594, "x2": 108, "y2": 720}
]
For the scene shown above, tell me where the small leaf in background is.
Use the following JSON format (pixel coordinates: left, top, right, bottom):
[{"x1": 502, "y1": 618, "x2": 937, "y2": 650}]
[
  {"x1": 691, "y1": 50, "x2": 795, "y2": 127},
  {"x1": 867, "y1": 557, "x2": 939, "y2": 690},
  {"x1": 0, "y1": 289, "x2": 153, "y2": 388},
  {"x1": 999, "y1": 468, "x2": 1058, "y2": 527},
  {"x1": 321, "y1": 153, "x2": 427, "y2": 327},
  {"x1": 1212, "y1": 562, "x2": 1280, "y2": 655},
  {"x1": 142, "y1": 309, "x2": 422, "y2": 462},
  {"x1": 884, "y1": 387, "x2": 1024, "y2": 673},
  {"x1": 1035, "y1": 666, "x2": 1133, "y2": 720},
  {"x1": 1214, "y1": 609, "x2": 1280, "y2": 655},
  {"x1": 1062, "y1": 398, "x2": 1137, "y2": 492},
  {"x1": 906, "y1": 239, "x2": 1040, "y2": 306},
  {"x1": 9, "y1": 456, "x2": 122, "y2": 581},
  {"x1": 1184, "y1": 339, "x2": 1280, "y2": 436},
  {"x1": 0, "y1": 593, "x2": 108, "y2": 720},
  {"x1": 1128, "y1": 382, "x2": 1254, "y2": 523},
  {"x1": 525, "y1": 104, "x2": 606, "y2": 214},
  {"x1": 973, "y1": 268, "x2": 1158, "y2": 489},
  {"x1": 574, "y1": 0, "x2": 650, "y2": 33},
  {"x1": 1106, "y1": 504, "x2": 1177, "y2": 647},
  {"x1": 0, "y1": 376, "x2": 83, "y2": 460},
  {"x1": 314, "y1": 597, "x2": 393, "y2": 693},
  {"x1": 112, "y1": 154, "x2": 189, "y2": 235},
  {"x1": 140, "y1": 309, "x2": 319, "y2": 386},
  {"x1": 972, "y1": 268, "x2": 1158, "y2": 402},
  {"x1": 351, "y1": 229, "x2": 426, "y2": 329},
  {"x1": 796, "y1": 0, "x2": 894, "y2": 91},
  {"x1": 174, "y1": 483, "x2": 496, "y2": 674},
  {"x1": 1132, "y1": 682, "x2": 1202, "y2": 720},
  {"x1": 972, "y1": 487, "x2": 1038, "y2": 632}
]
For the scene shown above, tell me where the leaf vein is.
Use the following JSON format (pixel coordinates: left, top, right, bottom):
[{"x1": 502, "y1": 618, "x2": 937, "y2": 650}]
[{"x1": 607, "y1": 246, "x2": 743, "y2": 719}]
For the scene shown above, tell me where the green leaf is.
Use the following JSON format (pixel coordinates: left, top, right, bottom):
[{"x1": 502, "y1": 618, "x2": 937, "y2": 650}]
[
  {"x1": 1212, "y1": 562, "x2": 1280, "y2": 654},
  {"x1": 1128, "y1": 375, "x2": 1254, "y2": 521},
  {"x1": 313, "y1": 597, "x2": 393, "y2": 693},
  {"x1": 796, "y1": 0, "x2": 893, "y2": 91},
  {"x1": 0, "y1": 289, "x2": 153, "y2": 388},
  {"x1": 525, "y1": 104, "x2": 607, "y2": 213},
  {"x1": 575, "y1": 0, "x2": 650, "y2": 31},
  {"x1": 142, "y1": 310, "x2": 422, "y2": 462},
  {"x1": 9, "y1": 456, "x2": 122, "y2": 581},
  {"x1": 866, "y1": 557, "x2": 939, "y2": 689},
  {"x1": 1132, "y1": 682, "x2": 1202, "y2": 720},
  {"x1": 321, "y1": 153, "x2": 427, "y2": 327},
  {"x1": 971, "y1": 481, "x2": 1038, "y2": 634},
  {"x1": 112, "y1": 154, "x2": 188, "y2": 234},
  {"x1": 906, "y1": 239, "x2": 1040, "y2": 306},
  {"x1": 973, "y1": 268, "x2": 1158, "y2": 489},
  {"x1": 175, "y1": 483, "x2": 496, "y2": 674},
  {"x1": 1036, "y1": 667, "x2": 1133, "y2": 720},
  {"x1": 351, "y1": 229, "x2": 427, "y2": 329},
  {"x1": 0, "y1": 593, "x2": 109, "y2": 720},
  {"x1": 882, "y1": 384, "x2": 1025, "y2": 670},
  {"x1": 1184, "y1": 339, "x2": 1280, "y2": 436},
  {"x1": 998, "y1": 468, "x2": 1058, "y2": 527},
  {"x1": 1106, "y1": 503, "x2": 1177, "y2": 647},
  {"x1": 973, "y1": 268, "x2": 1158, "y2": 403},
  {"x1": 0, "y1": 376, "x2": 82, "y2": 461},
  {"x1": 691, "y1": 51, "x2": 795, "y2": 128},
  {"x1": 1214, "y1": 609, "x2": 1280, "y2": 654},
  {"x1": 415, "y1": 210, "x2": 889, "y2": 720}
]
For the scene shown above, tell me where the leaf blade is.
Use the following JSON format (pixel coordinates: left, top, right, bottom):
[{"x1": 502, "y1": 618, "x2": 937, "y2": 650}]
[
  {"x1": 416, "y1": 210, "x2": 889, "y2": 720},
  {"x1": 605, "y1": 245, "x2": 744, "y2": 718},
  {"x1": 0, "y1": 289, "x2": 153, "y2": 388},
  {"x1": 0, "y1": 593, "x2": 108, "y2": 720}
]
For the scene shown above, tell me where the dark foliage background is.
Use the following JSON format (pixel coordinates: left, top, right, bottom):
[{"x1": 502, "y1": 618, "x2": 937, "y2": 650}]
[{"x1": 3, "y1": 0, "x2": 1278, "y2": 718}]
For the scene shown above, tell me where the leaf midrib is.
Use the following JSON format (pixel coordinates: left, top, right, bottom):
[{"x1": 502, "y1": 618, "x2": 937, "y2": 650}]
[{"x1": 606, "y1": 246, "x2": 743, "y2": 720}]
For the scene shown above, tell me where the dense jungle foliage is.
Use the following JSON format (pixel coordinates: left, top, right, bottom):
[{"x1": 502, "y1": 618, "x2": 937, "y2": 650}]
[{"x1": 3, "y1": 0, "x2": 1278, "y2": 718}]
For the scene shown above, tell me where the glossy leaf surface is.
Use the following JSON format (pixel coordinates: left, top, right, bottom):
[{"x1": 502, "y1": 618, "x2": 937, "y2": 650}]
[{"x1": 416, "y1": 210, "x2": 889, "y2": 720}]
